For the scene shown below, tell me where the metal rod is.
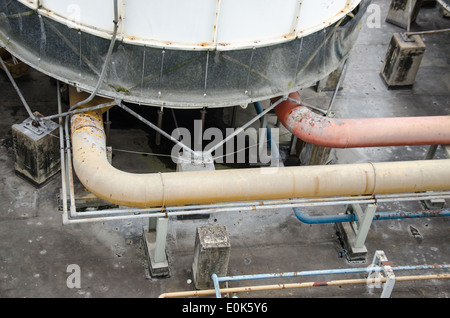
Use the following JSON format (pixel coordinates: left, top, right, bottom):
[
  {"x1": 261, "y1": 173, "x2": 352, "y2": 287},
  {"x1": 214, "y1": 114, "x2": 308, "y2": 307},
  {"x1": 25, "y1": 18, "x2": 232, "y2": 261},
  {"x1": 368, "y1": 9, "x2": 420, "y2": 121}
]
[
  {"x1": 62, "y1": 191, "x2": 450, "y2": 224},
  {"x1": 206, "y1": 96, "x2": 286, "y2": 155},
  {"x1": 105, "y1": 109, "x2": 111, "y2": 147},
  {"x1": 69, "y1": 0, "x2": 119, "y2": 111},
  {"x1": 326, "y1": 58, "x2": 348, "y2": 116},
  {"x1": 64, "y1": 117, "x2": 77, "y2": 217},
  {"x1": 69, "y1": 191, "x2": 450, "y2": 216},
  {"x1": 159, "y1": 273, "x2": 450, "y2": 298},
  {"x1": 254, "y1": 102, "x2": 272, "y2": 146},
  {"x1": 406, "y1": 28, "x2": 450, "y2": 36},
  {"x1": 155, "y1": 108, "x2": 164, "y2": 146},
  {"x1": 41, "y1": 101, "x2": 116, "y2": 121},
  {"x1": 117, "y1": 102, "x2": 200, "y2": 157},
  {"x1": 213, "y1": 264, "x2": 450, "y2": 290},
  {"x1": 0, "y1": 55, "x2": 37, "y2": 122},
  {"x1": 407, "y1": 0, "x2": 413, "y2": 34},
  {"x1": 57, "y1": 81, "x2": 68, "y2": 223},
  {"x1": 286, "y1": 96, "x2": 327, "y2": 115}
]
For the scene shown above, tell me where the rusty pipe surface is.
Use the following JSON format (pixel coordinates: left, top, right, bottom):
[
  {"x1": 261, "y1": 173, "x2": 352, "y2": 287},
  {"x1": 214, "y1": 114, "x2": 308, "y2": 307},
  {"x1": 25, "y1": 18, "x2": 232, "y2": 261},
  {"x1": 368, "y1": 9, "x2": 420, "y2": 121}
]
[
  {"x1": 71, "y1": 110, "x2": 450, "y2": 208},
  {"x1": 274, "y1": 92, "x2": 450, "y2": 148}
]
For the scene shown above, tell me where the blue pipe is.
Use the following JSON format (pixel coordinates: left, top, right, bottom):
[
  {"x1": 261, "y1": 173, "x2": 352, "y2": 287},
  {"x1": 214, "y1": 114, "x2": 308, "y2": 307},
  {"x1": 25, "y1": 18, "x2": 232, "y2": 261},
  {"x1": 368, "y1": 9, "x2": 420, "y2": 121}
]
[
  {"x1": 215, "y1": 264, "x2": 450, "y2": 283},
  {"x1": 254, "y1": 101, "x2": 272, "y2": 148},
  {"x1": 293, "y1": 208, "x2": 450, "y2": 225},
  {"x1": 211, "y1": 264, "x2": 450, "y2": 298}
]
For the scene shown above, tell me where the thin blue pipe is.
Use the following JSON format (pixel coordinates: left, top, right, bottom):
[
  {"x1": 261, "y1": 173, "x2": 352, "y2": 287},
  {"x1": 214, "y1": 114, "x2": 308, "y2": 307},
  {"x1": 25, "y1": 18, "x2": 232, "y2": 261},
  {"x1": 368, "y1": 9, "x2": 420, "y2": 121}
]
[
  {"x1": 254, "y1": 101, "x2": 272, "y2": 148},
  {"x1": 211, "y1": 274, "x2": 222, "y2": 298},
  {"x1": 215, "y1": 264, "x2": 450, "y2": 283},
  {"x1": 211, "y1": 264, "x2": 450, "y2": 297},
  {"x1": 293, "y1": 208, "x2": 450, "y2": 225}
]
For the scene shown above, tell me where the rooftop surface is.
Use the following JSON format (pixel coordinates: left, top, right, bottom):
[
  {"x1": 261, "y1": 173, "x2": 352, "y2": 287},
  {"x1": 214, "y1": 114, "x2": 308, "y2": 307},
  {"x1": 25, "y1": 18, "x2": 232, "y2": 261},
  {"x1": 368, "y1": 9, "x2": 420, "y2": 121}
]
[{"x1": 0, "y1": 0, "x2": 449, "y2": 302}]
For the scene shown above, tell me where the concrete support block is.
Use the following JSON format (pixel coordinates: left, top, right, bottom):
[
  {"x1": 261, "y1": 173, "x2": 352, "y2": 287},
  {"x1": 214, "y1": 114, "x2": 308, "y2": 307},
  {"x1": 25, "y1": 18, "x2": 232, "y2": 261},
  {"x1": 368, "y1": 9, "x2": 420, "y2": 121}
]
[
  {"x1": 192, "y1": 225, "x2": 231, "y2": 290},
  {"x1": 336, "y1": 221, "x2": 368, "y2": 262},
  {"x1": 12, "y1": 113, "x2": 60, "y2": 186},
  {"x1": 381, "y1": 33, "x2": 426, "y2": 87},
  {"x1": 386, "y1": 0, "x2": 423, "y2": 29},
  {"x1": 335, "y1": 204, "x2": 377, "y2": 262}
]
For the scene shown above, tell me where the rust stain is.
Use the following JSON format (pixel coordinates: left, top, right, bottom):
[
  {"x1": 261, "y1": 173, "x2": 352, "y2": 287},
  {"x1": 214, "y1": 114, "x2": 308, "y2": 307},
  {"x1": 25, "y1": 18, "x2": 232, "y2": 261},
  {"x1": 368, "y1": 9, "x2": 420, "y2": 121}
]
[{"x1": 313, "y1": 281, "x2": 329, "y2": 287}]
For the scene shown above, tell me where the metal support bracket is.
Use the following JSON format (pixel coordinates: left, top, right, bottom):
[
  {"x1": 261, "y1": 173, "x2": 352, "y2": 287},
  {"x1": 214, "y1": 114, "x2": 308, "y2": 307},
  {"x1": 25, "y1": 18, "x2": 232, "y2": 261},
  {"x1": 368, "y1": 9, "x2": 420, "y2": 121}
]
[
  {"x1": 350, "y1": 204, "x2": 377, "y2": 249},
  {"x1": 422, "y1": 144, "x2": 449, "y2": 209},
  {"x1": 143, "y1": 217, "x2": 170, "y2": 278},
  {"x1": 336, "y1": 203, "x2": 377, "y2": 262},
  {"x1": 369, "y1": 250, "x2": 396, "y2": 298}
]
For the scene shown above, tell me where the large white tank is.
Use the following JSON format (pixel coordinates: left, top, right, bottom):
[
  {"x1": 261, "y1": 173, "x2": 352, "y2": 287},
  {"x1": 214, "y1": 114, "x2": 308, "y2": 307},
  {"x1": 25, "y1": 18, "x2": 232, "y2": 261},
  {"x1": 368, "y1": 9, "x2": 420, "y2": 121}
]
[{"x1": 1, "y1": 0, "x2": 367, "y2": 108}]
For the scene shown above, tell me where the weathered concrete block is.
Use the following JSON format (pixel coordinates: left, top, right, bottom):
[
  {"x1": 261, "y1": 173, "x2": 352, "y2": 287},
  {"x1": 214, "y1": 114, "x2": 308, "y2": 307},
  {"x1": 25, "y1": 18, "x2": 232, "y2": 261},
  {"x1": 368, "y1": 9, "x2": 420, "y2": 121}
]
[
  {"x1": 381, "y1": 33, "x2": 426, "y2": 87},
  {"x1": 335, "y1": 221, "x2": 368, "y2": 262},
  {"x1": 12, "y1": 113, "x2": 60, "y2": 186},
  {"x1": 192, "y1": 225, "x2": 231, "y2": 290},
  {"x1": 386, "y1": 0, "x2": 423, "y2": 29}
]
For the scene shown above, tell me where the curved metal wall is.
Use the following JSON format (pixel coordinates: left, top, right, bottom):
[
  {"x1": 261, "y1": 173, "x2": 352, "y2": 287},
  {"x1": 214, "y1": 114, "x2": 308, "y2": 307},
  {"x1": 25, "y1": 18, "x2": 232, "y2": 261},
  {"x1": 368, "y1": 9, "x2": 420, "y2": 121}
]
[{"x1": 0, "y1": 0, "x2": 369, "y2": 108}]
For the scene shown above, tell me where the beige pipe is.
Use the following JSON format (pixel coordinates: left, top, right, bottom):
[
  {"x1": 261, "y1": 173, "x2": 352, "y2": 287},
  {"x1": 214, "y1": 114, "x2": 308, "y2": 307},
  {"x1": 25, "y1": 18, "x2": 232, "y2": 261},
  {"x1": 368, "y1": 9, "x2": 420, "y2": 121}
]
[{"x1": 70, "y1": 110, "x2": 450, "y2": 208}]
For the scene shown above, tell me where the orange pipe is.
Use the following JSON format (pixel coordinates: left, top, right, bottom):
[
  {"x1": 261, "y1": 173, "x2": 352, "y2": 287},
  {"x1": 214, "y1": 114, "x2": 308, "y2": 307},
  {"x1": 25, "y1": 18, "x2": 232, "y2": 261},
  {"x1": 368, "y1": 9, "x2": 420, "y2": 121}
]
[{"x1": 274, "y1": 92, "x2": 450, "y2": 148}]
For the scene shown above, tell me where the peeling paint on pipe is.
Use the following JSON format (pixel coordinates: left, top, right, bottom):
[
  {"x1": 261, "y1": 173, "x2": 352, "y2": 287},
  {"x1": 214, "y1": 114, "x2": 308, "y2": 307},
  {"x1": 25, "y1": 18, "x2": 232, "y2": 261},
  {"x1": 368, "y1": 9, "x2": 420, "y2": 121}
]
[
  {"x1": 71, "y1": 109, "x2": 450, "y2": 208},
  {"x1": 274, "y1": 92, "x2": 450, "y2": 148}
]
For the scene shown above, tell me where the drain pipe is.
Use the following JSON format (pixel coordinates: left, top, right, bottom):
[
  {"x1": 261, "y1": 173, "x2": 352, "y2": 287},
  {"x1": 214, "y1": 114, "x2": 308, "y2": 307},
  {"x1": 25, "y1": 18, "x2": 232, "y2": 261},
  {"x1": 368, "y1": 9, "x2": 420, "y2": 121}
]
[
  {"x1": 274, "y1": 92, "x2": 450, "y2": 148},
  {"x1": 71, "y1": 110, "x2": 450, "y2": 208}
]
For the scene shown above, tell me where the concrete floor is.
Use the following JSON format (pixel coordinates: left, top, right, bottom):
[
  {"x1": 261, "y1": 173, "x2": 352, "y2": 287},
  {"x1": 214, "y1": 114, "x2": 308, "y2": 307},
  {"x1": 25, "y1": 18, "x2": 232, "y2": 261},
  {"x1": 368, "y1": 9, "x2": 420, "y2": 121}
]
[{"x1": 1, "y1": 0, "x2": 450, "y2": 300}]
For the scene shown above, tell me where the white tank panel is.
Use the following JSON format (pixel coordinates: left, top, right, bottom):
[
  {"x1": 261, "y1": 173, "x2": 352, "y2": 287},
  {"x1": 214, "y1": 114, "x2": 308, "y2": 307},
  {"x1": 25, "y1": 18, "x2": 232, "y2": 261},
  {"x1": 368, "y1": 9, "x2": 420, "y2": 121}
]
[
  {"x1": 40, "y1": 0, "x2": 115, "y2": 33},
  {"x1": 19, "y1": 0, "x2": 361, "y2": 51}
]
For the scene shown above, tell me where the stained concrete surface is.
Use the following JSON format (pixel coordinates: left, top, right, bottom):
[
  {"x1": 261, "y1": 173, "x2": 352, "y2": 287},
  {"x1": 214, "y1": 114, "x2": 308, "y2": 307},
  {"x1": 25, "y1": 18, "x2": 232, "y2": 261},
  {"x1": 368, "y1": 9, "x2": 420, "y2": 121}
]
[{"x1": 0, "y1": 0, "x2": 450, "y2": 300}]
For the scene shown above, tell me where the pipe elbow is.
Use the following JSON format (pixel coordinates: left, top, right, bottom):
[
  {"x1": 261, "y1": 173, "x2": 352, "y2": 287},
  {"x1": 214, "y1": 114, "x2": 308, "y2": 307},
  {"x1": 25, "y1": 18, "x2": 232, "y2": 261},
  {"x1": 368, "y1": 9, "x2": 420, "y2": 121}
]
[
  {"x1": 71, "y1": 112, "x2": 163, "y2": 208},
  {"x1": 274, "y1": 92, "x2": 350, "y2": 148},
  {"x1": 275, "y1": 92, "x2": 450, "y2": 148}
]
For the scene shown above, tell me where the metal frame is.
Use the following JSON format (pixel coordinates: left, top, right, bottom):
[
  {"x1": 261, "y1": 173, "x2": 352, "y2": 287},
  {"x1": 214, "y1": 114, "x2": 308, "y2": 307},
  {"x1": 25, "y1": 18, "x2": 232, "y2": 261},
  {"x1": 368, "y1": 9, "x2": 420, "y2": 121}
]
[
  {"x1": 370, "y1": 250, "x2": 396, "y2": 298},
  {"x1": 157, "y1": 250, "x2": 450, "y2": 298},
  {"x1": 210, "y1": 250, "x2": 448, "y2": 298},
  {"x1": 58, "y1": 91, "x2": 450, "y2": 224},
  {"x1": 347, "y1": 203, "x2": 378, "y2": 249}
]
